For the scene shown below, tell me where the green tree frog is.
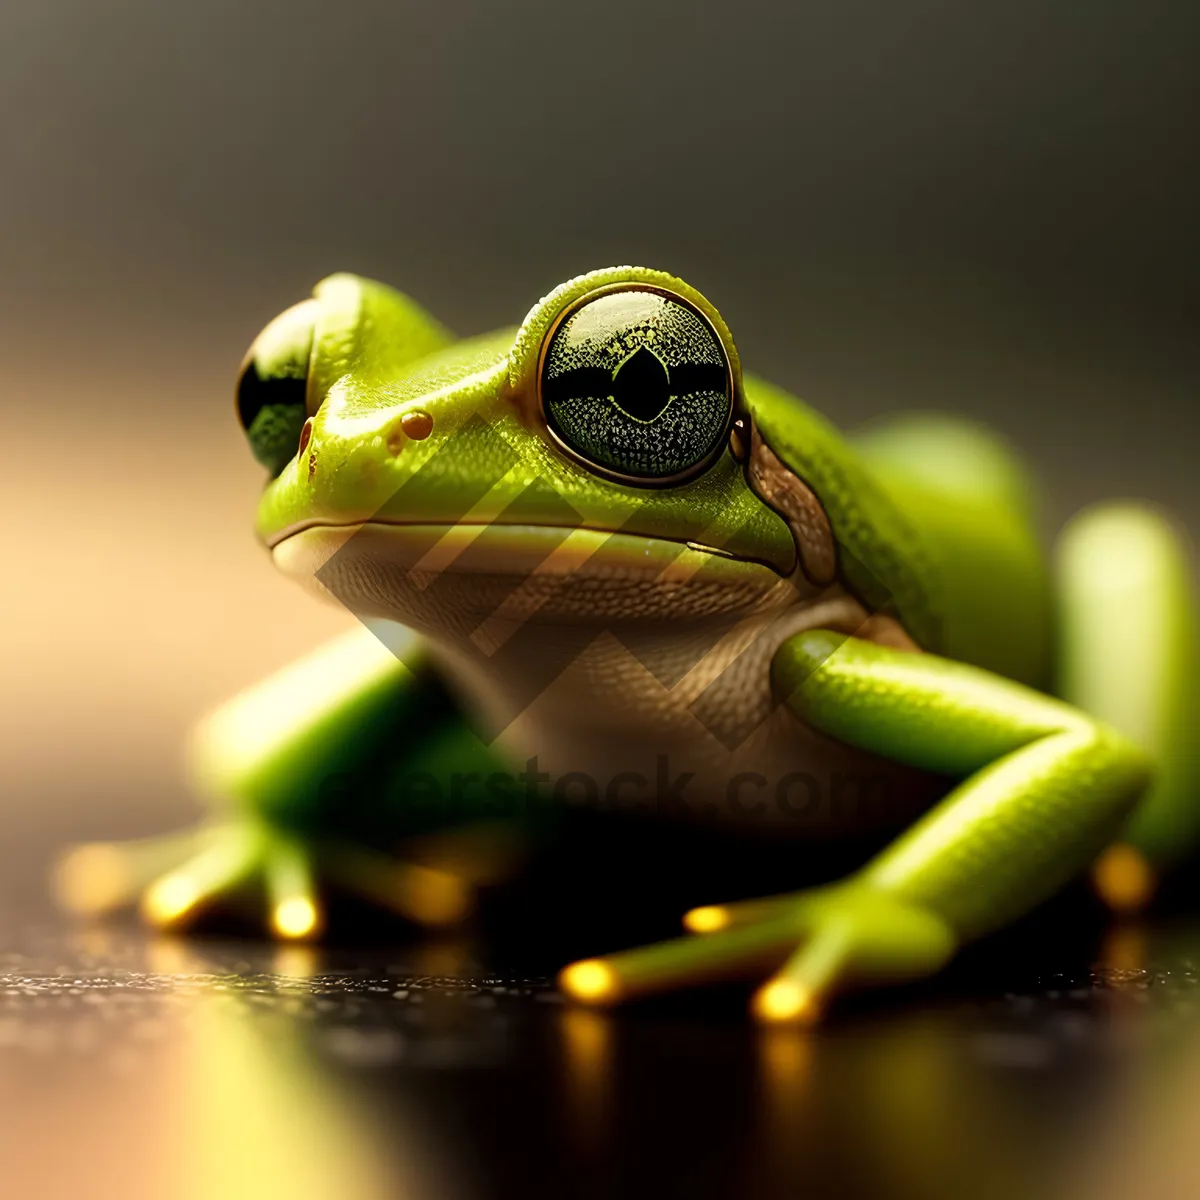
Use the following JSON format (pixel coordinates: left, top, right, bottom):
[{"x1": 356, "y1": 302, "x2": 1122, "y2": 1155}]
[{"x1": 58, "y1": 267, "x2": 1200, "y2": 1023}]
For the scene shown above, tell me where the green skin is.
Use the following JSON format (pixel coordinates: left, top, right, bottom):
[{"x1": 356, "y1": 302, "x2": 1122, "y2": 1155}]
[{"x1": 59, "y1": 267, "x2": 1200, "y2": 1021}]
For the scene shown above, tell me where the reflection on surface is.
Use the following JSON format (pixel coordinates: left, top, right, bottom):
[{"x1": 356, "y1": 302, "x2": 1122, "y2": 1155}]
[
  {"x1": 3, "y1": 918, "x2": 1200, "y2": 1200},
  {"x1": 1068, "y1": 923, "x2": 1200, "y2": 1200},
  {"x1": 749, "y1": 1016, "x2": 1025, "y2": 1200},
  {"x1": 0, "y1": 931, "x2": 481, "y2": 1200},
  {"x1": 558, "y1": 1007, "x2": 615, "y2": 1166},
  {"x1": 753, "y1": 1028, "x2": 813, "y2": 1190},
  {"x1": 1099, "y1": 919, "x2": 1148, "y2": 977},
  {"x1": 185, "y1": 1002, "x2": 398, "y2": 1200}
]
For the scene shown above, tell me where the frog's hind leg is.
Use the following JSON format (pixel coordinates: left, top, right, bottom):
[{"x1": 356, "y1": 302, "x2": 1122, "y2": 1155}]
[{"x1": 1056, "y1": 502, "x2": 1200, "y2": 910}]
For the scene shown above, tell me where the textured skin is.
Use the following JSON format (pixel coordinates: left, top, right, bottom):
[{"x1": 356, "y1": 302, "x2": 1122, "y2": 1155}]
[
  {"x1": 255, "y1": 271, "x2": 794, "y2": 575},
  {"x1": 56, "y1": 266, "x2": 1200, "y2": 1019},
  {"x1": 751, "y1": 395, "x2": 1051, "y2": 683}
]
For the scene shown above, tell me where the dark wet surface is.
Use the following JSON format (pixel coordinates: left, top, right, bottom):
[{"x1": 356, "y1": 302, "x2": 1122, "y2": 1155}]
[{"x1": 5, "y1": 884, "x2": 1200, "y2": 1200}]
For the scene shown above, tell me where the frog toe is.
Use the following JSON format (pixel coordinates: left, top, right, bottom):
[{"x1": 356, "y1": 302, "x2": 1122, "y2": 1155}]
[
  {"x1": 55, "y1": 823, "x2": 475, "y2": 937},
  {"x1": 54, "y1": 826, "x2": 215, "y2": 918},
  {"x1": 1091, "y1": 842, "x2": 1157, "y2": 914},
  {"x1": 320, "y1": 841, "x2": 473, "y2": 928},
  {"x1": 560, "y1": 886, "x2": 957, "y2": 1023},
  {"x1": 559, "y1": 913, "x2": 807, "y2": 1008},
  {"x1": 56, "y1": 822, "x2": 327, "y2": 940},
  {"x1": 136, "y1": 823, "x2": 289, "y2": 933}
]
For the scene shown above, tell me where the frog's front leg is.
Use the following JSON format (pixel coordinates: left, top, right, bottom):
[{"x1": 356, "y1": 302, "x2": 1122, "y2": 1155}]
[
  {"x1": 55, "y1": 627, "x2": 497, "y2": 937},
  {"x1": 560, "y1": 630, "x2": 1151, "y2": 1022}
]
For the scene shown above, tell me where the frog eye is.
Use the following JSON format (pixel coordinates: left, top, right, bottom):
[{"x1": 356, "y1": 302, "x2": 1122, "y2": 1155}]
[
  {"x1": 236, "y1": 299, "x2": 318, "y2": 476},
  {"x1": 538, "y1": 286, "x2": 734, "y2": 485}
]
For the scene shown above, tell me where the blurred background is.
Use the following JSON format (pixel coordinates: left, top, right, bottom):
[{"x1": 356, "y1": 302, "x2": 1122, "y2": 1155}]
[{"x1": 1, "y1": 2, "x2": 1198, "y2": 1197}]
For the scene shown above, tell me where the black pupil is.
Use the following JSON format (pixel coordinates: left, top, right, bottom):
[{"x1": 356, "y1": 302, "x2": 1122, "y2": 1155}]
[
  {"x1": 237, "y1": 363, "x2": 308, "y2": 432},
  {"x1": 238, "y1": 360, "x2": 310, "y2": 476},
  {"x1": 612, "y1": 346, "x2": 671, "y2": 421},
  {"x1": 540, "y1": 288, "x2": 732, "y2": 482}
]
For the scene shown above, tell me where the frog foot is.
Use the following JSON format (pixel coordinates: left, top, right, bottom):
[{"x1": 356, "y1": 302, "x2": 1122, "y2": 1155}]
[
  {"x1": 558, "y1": 885, "x2": 957, "y2": 1024},
  {"x1": 54, "y1": 822, "x2": 473, "y2": 939}
]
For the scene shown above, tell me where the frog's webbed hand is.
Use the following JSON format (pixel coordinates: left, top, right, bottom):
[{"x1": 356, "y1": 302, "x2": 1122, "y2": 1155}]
[
  {"x1": 560, "y1": 630, "x2": 1151, "y2": 1022},
  {"x1": 54, "y1": 628, "x2": 496, "y2": 937}
]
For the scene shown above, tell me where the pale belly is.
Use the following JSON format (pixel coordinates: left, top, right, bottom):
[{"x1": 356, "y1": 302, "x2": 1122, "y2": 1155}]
[
  {"x1": 287, "y1": 524, "x2": 938, "y2": 841},
  {"x1": 431, "y1": 590, "x2": 937, "y2": 842}
]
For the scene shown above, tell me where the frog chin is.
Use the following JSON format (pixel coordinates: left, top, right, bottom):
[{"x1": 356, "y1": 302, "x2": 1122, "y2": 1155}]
[{"x1": 270, "y1": 520, "x2": 815, "y2": 632}]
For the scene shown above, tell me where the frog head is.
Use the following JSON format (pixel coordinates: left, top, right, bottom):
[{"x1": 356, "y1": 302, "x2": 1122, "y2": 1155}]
[{"x1": 237, "y1": 267, "x2": 824, "y2": 650}]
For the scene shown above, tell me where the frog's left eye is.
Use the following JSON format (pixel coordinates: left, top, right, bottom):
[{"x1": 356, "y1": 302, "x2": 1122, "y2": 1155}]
[
  {"x1": 236, "y1": 299, "x2": 318, "y2": 476},
  {"x1": 538, "y1": 286, "x2": 734, "y2": 485}
]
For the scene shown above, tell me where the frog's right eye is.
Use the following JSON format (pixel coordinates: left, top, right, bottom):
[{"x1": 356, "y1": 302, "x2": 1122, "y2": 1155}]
[
  {"x1": 536, "y1": 285, "x2": 734, "y2": 485},
  {"x1": 236, "y1": 299, "x2": 319, "y2": 476}
]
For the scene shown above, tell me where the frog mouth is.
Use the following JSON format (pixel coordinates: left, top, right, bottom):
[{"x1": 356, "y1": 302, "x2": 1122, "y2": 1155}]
[
  {"x1": 270, "y1": 519, "x2": 804, "y2": 628},
  {"x1": 267, "y1": 518, "x2": 787, "y2": 575},
  {"x1": 269, "y1": 517, "x2": 804, "y2": 610}
]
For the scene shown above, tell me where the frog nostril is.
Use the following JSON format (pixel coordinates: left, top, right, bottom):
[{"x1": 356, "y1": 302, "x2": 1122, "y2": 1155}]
[
  {"x1": 388, "y1": 409, "x2": 434, "y2": 454},
  {"x1": 298, "y1": 418, "x2": 313, "y2": 456},
  {"x1": 401, "y1": 410, "x2": 433, "y2": 441}
]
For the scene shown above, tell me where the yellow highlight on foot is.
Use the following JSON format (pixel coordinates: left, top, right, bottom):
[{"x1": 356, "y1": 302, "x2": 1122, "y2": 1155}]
[
  {"x1": 753, "y1": 980, "x2": 816, "y2": 1024},
  {"x1": 1093, "y1": 843, "x2": 1155, "y2": 913},
  {"x1": 141, "y1": 874, "x2": 200, "y2": 926},
  {"x1": 684, "y1": 905, "x2": 731, "y2": 933},
  {"x1": 560, "y1": 959, "x2": 620, "y2": 1005},
  {"x1": 273, "y1": 897, "x2": 319, "y2": 940}
]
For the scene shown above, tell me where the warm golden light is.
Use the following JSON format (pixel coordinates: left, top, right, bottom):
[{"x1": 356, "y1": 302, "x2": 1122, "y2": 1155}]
[
  {"x1": 53, "y1": 844, "x2": 130, "y2": 914},
  {"x1": 753, "y1": 980, "x2": 816, "y2": 1024},
  {"x1": 1092, "y1": 843, "x2": 1155, "y2": 913},
  {"x1": 399, "y1": 867, "x2": 471, "y2": 926},
  {"x1": 147, "y1": 936, "x2": 206, "y2": 976},
  {"x1": 272, "y1": 943, "x2": 321, "y2": 979},
  {"x1": 1100, "y1": 921, "x2": 1146, "y2": 975},
  {"x1": 683, "y1": 905, "x2": 731, "y2": 933},
  {"x1": 560, "y1": 960, "x2": 619, "y2": 1004},
  {"x1": 272, "y1": 897, "x2": 319, "y2": 939},
  {"x1": 559, "y1": 1007, "x2": 614, "y2": 1156},
  {"x1": 141, "y1": 873, "x2": 200, "y2": 926}
]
